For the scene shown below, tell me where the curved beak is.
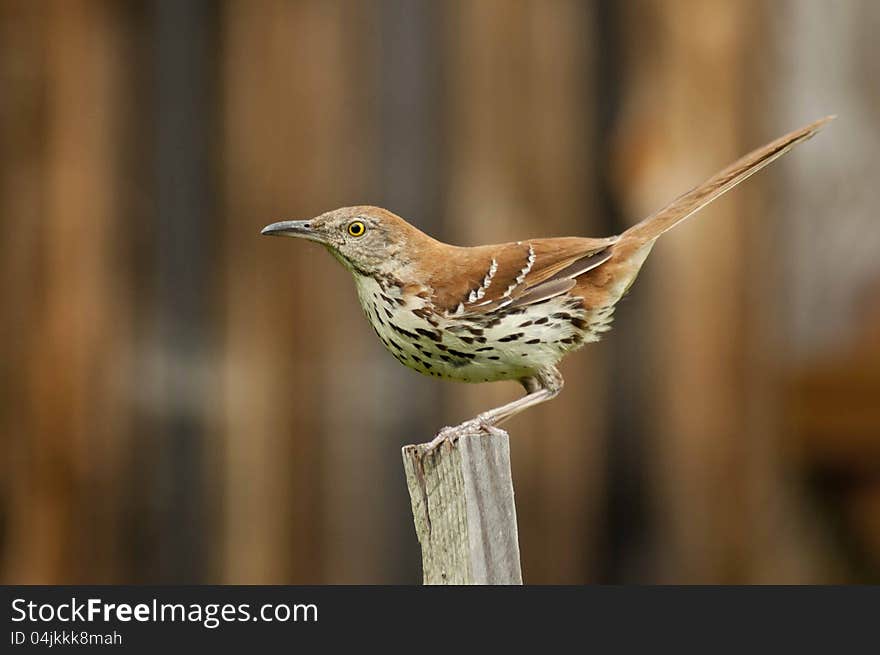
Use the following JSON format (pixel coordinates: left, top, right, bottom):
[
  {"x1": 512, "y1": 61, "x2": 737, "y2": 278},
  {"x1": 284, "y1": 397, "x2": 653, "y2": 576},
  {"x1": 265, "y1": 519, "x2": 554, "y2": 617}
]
[{"x1": 260, "y1": 219, "x2": 321, "y2": 242}]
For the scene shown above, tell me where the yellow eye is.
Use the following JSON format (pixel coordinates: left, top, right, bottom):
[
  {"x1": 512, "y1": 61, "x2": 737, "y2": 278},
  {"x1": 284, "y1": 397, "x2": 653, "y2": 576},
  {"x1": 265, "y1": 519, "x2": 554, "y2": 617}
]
[{"x1": 347, "y1": 221, "x2": 366, "y2": 237}]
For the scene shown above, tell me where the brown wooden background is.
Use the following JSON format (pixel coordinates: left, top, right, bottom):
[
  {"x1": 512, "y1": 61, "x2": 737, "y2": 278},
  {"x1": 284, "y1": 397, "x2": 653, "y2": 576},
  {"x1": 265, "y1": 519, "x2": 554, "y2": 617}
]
[{"x1": 2, "y1": 0, "x2": 879, "y2": 584}]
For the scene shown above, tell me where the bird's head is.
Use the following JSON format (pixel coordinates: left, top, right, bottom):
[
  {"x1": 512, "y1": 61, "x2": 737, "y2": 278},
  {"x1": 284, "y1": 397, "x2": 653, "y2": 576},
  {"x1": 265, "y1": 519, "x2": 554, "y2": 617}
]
[{"x1": 262, "y1": 206, "x2": 430, "y2": 276}]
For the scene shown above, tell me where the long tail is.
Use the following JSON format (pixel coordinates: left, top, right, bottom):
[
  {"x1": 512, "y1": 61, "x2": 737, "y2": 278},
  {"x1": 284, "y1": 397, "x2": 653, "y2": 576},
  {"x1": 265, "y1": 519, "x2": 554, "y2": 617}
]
[{"x1": 619, "y1": 116, "x2": 834, "y2": 246}]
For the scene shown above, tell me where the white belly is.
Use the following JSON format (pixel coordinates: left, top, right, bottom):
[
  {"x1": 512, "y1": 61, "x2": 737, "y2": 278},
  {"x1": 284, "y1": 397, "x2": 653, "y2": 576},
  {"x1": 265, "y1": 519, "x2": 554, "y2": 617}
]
[{"x1": 353, "y1": 273, "x2": 609, "y2": 383}]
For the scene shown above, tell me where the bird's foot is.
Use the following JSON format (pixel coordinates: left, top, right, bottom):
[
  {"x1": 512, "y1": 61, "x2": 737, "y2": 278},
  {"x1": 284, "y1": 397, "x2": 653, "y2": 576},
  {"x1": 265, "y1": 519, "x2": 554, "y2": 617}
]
[{"x1": 423, "y1": 415, "x2": 506, "y2": 453}]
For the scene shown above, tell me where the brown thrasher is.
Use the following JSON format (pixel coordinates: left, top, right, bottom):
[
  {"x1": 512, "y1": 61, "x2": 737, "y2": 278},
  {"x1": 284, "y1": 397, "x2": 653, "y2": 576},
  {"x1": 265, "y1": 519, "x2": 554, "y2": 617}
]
[{"x1": 263, "y1": 117, "x2": 832, "y2": 449}]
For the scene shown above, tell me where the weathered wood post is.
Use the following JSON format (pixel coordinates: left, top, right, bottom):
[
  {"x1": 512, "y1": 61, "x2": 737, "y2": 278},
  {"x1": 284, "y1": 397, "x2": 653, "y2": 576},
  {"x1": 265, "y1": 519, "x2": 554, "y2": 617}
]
[{"x1": 401, "y1": 431, "x2": 523, "y2": 585}]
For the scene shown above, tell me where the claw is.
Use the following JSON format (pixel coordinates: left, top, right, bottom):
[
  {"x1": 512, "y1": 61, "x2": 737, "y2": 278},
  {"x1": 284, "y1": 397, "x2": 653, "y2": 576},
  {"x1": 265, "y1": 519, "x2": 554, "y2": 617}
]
[
  {"x1": 422, "y1": 416, "x2": 505, "y2": 453},
  {"x1": 476, "y1": 416, "x2": 507, "y2": 439},
  {"x1": 423, "y1": 421, "x2": 476, "y2": 452}
]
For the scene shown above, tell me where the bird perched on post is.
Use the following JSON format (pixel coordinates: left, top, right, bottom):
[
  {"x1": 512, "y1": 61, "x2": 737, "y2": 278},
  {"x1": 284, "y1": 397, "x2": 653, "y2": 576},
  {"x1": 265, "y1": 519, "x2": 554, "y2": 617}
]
[{"x1": 262, "y1": 117, "x2": 832, "y2": 449}]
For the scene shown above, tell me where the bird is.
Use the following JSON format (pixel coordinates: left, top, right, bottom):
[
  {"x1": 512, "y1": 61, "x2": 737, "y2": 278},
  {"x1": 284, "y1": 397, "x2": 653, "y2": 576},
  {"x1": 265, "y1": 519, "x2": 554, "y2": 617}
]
[{"x1": 262, "y1": 116, "x2": 833, "y2": 450}]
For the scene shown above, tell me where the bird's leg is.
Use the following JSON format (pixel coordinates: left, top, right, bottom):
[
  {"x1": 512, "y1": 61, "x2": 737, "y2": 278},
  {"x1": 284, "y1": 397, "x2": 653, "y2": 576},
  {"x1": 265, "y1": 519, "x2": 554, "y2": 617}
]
[{"x1": 425, "y1": 367, "x2": 564, "y2": 450}]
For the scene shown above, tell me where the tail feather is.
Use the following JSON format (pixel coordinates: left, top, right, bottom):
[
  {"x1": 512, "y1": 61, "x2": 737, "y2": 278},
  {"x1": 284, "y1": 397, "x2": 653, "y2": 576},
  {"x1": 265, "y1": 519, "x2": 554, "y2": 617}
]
[{"x1": 619, "y1": 116, "x2": 834, "y2": 245}]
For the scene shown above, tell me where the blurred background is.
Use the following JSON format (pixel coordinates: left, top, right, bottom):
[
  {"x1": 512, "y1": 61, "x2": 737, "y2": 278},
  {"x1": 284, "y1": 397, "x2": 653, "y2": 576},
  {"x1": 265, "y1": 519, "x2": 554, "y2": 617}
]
[{"x1": 2, "y1": 0, "x2": 879, "y2": 584}]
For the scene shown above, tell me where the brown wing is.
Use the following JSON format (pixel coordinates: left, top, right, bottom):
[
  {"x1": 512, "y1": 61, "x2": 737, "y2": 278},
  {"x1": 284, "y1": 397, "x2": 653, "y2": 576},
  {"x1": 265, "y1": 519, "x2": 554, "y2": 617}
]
[{"x1": 426, "y1": 236, "x2": 617, "y2": 316}]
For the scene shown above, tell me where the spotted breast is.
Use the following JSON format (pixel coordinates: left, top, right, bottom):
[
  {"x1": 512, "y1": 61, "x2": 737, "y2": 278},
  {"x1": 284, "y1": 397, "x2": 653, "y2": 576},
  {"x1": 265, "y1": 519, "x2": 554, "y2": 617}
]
[{"x1": 352, "y1": 235, "x2": 624, "y2": 384}]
